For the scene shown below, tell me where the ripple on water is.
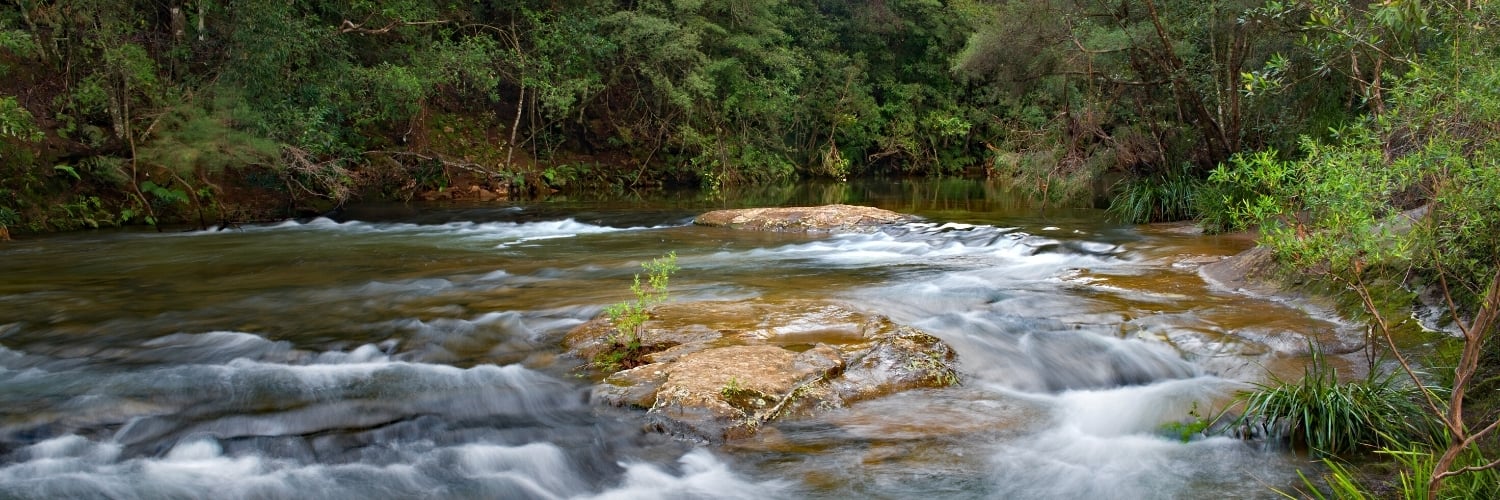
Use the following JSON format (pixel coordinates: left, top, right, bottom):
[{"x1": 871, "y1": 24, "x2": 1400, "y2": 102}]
[{"x1": 0, "y1": 196, "x2": 1354, "y2": 498}]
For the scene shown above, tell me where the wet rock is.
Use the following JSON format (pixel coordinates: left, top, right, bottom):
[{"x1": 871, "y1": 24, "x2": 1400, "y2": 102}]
[
  {"x1": 563, "y1": 300, "x2": 959, "y2": 442},
  {"x1": 833, "y1": 325, "x2": 957, "y2": 401},
  {"x1": 693, "y1": 204, "x2": 918, "y2": 232},
  {"x1": 1199, "y1": 246, "x2": 1283, "y2": 297}
]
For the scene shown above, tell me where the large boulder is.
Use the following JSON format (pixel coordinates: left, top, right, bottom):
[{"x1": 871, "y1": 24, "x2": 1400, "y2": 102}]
[
  {"x1": 563, "y1": 300, "x2": 959, "y2": 442},
  {"x1": 693, "y1": 204, "x2": 918, "y2": 232}
]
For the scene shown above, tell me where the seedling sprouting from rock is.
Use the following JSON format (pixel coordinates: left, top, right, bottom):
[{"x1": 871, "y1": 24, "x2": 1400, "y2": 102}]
[{"x1": 597, "y1": 251, "x2": 678, "y2": 370}]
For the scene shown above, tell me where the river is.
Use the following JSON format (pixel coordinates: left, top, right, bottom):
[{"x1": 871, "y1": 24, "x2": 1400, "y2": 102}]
[{"x1": 0, "y1": 179, "x2": 1353, "y2": 498}]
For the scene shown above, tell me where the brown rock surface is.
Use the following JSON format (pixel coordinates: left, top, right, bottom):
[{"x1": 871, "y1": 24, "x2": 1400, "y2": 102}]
[
  {"x1": 693, "y1": 204, "x2": 918, "y2": 232},
  {"x1": 563, "y1": 299, "x2": 958, "y2": 441}
]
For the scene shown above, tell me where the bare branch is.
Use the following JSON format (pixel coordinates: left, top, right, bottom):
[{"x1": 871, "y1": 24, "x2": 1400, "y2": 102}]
[
  {"x1": 1342, "y1": 273, "x2": 1451, "y2": 427},
  {"x1": 339, "y1": 19, "x2": 450, "y2": 35},
  {"x1": 363, "y1": 150, "x2": 498, "y2": 177},
  {"x1": 1434, "y1": 455, "x2": 1500, "y2": 481}
]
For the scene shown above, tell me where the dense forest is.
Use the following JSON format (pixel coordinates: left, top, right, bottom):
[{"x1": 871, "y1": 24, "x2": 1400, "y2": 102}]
[
  {"x1": 2, "y1": 1, "x2": 1500, "y2": 495},
  {"x1": 0, "y1": 0, "x2": 1416, "y2": 233}
]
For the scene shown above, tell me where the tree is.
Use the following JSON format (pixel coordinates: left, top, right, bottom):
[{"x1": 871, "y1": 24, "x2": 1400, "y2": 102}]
[
  {"x1": 1208, "y1": 4, "x2": 1500, "y2": 495},
  {"x1": 954, "y1": 0, "x2": 1333, "y2": 220}
]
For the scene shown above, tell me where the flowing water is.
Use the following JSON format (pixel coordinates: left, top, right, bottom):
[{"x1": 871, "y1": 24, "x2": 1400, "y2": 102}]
[{"x1": 0, "y1": 180, "x2": 1357, "y2": 499}]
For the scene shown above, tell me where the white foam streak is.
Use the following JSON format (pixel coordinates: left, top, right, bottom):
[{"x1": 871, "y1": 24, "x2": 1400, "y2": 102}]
[
  {"x1": 1050, "y1": 377, "x2": 1242, "y2": 436},
  {"x1": 990, "y1": 428, "x2": 1276, "y2": 499},
  {"x1": 0, "y1": 437, "x2": 776, "y2": 500},
  {"x1": 985, "y1": 377, "x2": 1293, "y2": 498},
  {"x1": 712, "y1": 222, "x2": 1115, "y2": 270},
  {"x1": 584, "y1": 449, "x2": 787, "y2": 500},
  {"x1": 189, "y1": 217, "x2": 653, "y2": 246}
]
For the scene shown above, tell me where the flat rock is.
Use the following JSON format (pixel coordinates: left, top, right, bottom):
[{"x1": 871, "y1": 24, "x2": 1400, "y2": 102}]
[
  {"x1": 564, "y1": 299, "x2": 958, "y2": 442},
  {"x1": 693, "y1": 204, "x2": 918, "y2": 232}
]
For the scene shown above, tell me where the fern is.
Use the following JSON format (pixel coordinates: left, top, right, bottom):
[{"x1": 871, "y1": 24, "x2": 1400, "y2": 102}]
[{"x1": 140, "y1": 181, "x2": 188, "y2": 206}]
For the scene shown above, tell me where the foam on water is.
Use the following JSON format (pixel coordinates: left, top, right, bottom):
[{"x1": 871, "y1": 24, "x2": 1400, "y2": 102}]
[
  {"x1": 985, "y1": 377, "x2": 1298, "y2": 499},
  {"x1": 705, "y1": 221, "x2": 1121, "y2": 271},
  {"x1": 843, "y1": 261, "x2": 1201, "y2": 392},
  {"x1": 0, "y1": 335, "x2": 589, "y2": 454},
  {"x1": 989, "y1": 429, "x2": 1293, "y2": 499},
  {"x1": 0, "y1": 332, "x2": 785, "y2": 499},
  {"x1": 581, "y1": 449, "x2": 789, "y2": 500},
  {"x1": 188, "y1": 217, "x2": 665, "y2": 247},
  {"x1": 0, "y1": 435, "x2": 775, "y2": 500}
]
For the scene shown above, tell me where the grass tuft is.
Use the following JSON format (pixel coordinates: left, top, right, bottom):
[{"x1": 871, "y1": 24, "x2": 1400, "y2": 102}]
[{"x1": 1233, "y1": 350, "x2": 1443, "y2": 457}]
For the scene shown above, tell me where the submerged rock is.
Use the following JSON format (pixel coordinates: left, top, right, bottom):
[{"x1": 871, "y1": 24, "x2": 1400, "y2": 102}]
[
  {"x1": 562, "y1": 300, "x2": 958, "y2": 442},
  {"x1": 693, "y1": 204, "x2": 917, "y2": 232}
]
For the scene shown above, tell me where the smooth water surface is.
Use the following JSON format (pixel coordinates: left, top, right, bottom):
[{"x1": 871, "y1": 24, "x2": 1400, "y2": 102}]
[{"x1": 0, "y1": 180, "x2": 1355, "y2": 498}]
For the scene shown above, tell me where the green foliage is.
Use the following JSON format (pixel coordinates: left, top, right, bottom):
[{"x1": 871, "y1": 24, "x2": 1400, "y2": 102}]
[
  {"x1": 957, "y1": 1, "x2": 1303, "y2": 191},
  {"x1": 596, "y1": 251, "x2": 679, "y2": 371},
  {"x1": 1160, "y1": 402, "x2": 1216, "y2": 443},
  {"x1": 1380, "y1": 445, "x2": 1500, "y2": 500},
  {"x1": 1202, "y1": 8, "x2": 1500, "y2": 315},
  {"x1": 140, "y1": 181, "x2": 188, "y2": 207},
  {"x1": 0, "y1": 0, "x2": 1490, "y2": 234},
  {"x1": 1108, "y1": 164, "x2": 1202, "y2": 223},
  {"x1": 1290, "y1": 446, "x2": 1500, "y2": 500},
  {"x1": 1206, "y1": 8, "x2": 1500, "y2": 494},
  {"x1": 136, "y1": 97, "x2": 281, "y2": 177},
  {"x1": 719, "y1": 377, "x2": 746, "y2": 399},
  {"x1": 1286, "y1": 458, "x2": 1370, "y2": 500},
  {"x1": 47, "y1": 195, "x2": 114, "y2": 230},
  {"x1": 1198, "y1": 149, "x2": 1285, "y2": 233},
  {"x1": 1233, "y1": 351, "x2": 1442, "y2": 456},
  {"x1": 0, "y1": 96, "x2": 42, "y2": 142},
  {"x1": 0, "y1": 28, "x2": 36, "y2": 58},
  {"x1": 605, "y1": 251, "x2": 678, "y2": 344},
  {"x1": 52, "y1": 164, "x2": 79, "y2": 182},
  {"x1": 0, "y1": 205, "x2": 18, "y2": 228}
]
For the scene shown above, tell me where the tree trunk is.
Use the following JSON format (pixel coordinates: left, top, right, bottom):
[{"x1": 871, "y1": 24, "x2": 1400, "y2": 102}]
[
  {"x1": 1141, "y1": 0, "x2": 1230, "y2": 166},
  {"x1": 506, "y1": 84, "x2": 524, "y2": 170}
]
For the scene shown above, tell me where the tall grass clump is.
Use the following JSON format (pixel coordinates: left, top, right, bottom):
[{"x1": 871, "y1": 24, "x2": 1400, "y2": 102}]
[
  {"x1": 1290, "y1": 445, "x2": 1500, "y2": 500},
  {"x1": 1107, "y1": 164, "x2": 1201, "y2": 223},
  {"x1": 1234, "y1": 351, "x2": 1443, "y2": 456}
]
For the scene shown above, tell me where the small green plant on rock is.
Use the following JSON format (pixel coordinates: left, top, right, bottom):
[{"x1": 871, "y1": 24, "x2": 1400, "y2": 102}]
[
  {"x1": 1160, "y1": 401, "x2": 1216, "y2": 443},
  {"x1": 719, "y1": 377, "x2": 745, "y2": 399},
  {"x1": 594, "y1": 251, "x2": 678, "y2": 371}
]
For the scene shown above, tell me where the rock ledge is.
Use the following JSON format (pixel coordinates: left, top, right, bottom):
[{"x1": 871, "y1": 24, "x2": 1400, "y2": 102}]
[
  {"x1": 693, "y1": 204, "x2": 917, "y2": 232},
  {"x1": 563, "y1": 299, "x2": 958, "y2": 441}
]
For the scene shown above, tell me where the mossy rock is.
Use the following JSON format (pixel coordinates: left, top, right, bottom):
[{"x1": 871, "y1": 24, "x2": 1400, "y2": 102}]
[{"x1": 563, "y1": 299, "x2": 959, "y2": 442}]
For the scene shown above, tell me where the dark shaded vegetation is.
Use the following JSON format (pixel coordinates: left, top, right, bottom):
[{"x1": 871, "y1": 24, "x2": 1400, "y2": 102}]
[{"x1": 0, "y1": 0, "x2": 1390, "y2": 235}]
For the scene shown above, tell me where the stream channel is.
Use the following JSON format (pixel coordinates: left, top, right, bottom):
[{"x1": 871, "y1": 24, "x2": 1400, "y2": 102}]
[{"x1": 0, "y1": 179, "x2": 1356, "y2": 498}]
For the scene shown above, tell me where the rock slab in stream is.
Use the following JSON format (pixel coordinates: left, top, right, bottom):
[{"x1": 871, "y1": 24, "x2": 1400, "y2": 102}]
[
  {"x1": 693, "y1": 204, "x2": 918, "y2": 232},
  {"x1": 563, "y1": 300, "x2": 958, "y2": 442}
]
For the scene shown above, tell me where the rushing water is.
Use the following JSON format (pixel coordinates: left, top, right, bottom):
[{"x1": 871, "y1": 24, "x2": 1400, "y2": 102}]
[{"x1": 0, "y1": 180, "x2": 1356, "y2": 499}]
